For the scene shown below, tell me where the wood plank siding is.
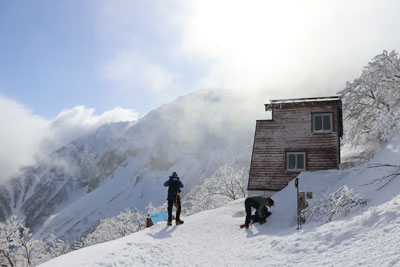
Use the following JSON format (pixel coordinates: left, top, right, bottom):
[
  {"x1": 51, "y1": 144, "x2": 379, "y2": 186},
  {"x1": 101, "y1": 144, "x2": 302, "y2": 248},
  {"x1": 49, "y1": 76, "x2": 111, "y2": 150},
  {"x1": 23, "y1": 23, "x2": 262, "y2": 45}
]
[{"x1": 248, "y1": 99, "x2": 342, "y2": 191}]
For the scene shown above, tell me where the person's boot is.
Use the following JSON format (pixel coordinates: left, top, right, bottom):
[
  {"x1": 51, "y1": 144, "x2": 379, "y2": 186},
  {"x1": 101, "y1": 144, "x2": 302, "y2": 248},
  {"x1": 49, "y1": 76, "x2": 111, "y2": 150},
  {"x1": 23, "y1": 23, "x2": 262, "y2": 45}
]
[
  {"x1": 167, "y1": 221, "x2": 172, "y2": 226},
  {"x1": 176, "y1": 219, "x2": 184, "y2": 225}
]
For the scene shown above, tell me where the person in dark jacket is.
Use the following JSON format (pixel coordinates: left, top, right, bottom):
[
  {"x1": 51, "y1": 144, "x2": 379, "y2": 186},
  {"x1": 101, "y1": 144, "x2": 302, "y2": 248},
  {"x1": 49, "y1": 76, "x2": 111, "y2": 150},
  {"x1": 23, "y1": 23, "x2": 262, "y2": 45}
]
[
  {"x1": 164, "y1": 171, "x2": 184, "y2": 226},
  {"x1": 244, "y1": 196, "x2": 274, "y2": 229}
]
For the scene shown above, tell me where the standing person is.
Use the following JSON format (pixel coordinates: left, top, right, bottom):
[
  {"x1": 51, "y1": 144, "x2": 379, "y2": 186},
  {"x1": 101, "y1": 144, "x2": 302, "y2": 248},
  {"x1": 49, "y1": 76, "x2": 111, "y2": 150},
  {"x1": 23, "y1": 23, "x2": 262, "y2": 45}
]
[
  {"x1": 243, "y1": 196, "x2": 274, "y2": 229},
  {"x1": 164, "y1": 171, "x2": 184, "y2": 226}
]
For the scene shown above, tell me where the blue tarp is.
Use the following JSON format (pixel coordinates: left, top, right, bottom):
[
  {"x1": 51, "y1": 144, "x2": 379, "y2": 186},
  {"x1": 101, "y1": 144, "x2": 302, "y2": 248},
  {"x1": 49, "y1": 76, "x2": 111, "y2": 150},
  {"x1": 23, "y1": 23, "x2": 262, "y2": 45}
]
[{"x1": 149, "y1": 212, "x2": 169, "y2": 224}]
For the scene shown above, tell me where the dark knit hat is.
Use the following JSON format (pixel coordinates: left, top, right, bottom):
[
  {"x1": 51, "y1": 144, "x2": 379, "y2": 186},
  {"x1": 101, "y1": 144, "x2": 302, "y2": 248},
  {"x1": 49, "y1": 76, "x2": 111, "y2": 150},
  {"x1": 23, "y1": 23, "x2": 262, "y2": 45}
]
[{"x1": 172, "y1": 171, "x2": 178, "y2": 177}]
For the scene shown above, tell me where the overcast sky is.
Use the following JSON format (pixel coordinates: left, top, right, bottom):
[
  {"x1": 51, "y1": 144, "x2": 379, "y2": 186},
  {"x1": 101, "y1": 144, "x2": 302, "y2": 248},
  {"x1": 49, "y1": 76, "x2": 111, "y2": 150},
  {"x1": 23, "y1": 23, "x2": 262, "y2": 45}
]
[{"x1": 0, "y1": 0, "x2": 400, "y2": 180}]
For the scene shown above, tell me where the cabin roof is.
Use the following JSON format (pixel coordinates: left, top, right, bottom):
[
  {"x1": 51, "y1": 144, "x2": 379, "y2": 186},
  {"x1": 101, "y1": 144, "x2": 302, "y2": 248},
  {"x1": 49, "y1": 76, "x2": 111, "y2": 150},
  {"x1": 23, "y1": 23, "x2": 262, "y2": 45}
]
[{"x1": 265, "y1": 96, "x2": 341, "y2": 111}]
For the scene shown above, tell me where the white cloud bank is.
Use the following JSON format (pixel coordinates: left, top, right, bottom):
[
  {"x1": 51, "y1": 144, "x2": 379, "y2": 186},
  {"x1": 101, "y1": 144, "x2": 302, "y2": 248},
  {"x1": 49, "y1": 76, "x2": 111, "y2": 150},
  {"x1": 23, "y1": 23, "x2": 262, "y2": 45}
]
[
  {"x1": 179, "y1": 0, "x2": 400, "y2": 98},
  {"x1": 0, "y1": 95, "x2": 48, "y2": 182},
  {"x1": 97, "y1": 0, "x2": 400, "y2": 102},
  {"x1": 0, "y1": 95, "x2": 138, "y2": 183}
]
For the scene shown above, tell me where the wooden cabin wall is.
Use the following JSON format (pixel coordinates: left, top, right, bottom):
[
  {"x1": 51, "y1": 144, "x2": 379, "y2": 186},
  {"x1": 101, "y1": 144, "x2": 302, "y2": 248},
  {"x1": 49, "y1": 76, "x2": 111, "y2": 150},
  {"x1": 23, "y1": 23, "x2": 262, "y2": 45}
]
[{"x1": 248, "y1": 101, "x2": 341, "y2": 191}]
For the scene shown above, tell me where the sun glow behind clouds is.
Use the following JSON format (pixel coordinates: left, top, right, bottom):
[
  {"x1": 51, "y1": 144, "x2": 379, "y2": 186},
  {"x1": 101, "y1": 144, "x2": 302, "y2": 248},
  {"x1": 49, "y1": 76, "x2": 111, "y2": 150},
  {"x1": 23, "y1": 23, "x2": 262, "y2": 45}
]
[
  {"x1": 180, "y1": 0, "x2": 400, "y2": 97},
  {"x1": 96, "y1": 0, "x2": 400, "y2": 103},
  {"x1": 181, "y1": 0, "x2": 317, "y2": 90}
]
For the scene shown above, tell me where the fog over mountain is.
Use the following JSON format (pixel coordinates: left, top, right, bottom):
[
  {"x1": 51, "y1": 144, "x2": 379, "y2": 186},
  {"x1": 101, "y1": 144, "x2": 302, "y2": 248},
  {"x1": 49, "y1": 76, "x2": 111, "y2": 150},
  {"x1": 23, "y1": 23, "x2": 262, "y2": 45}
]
[{"x1": 0, "y1": 88, "x2": 263, "y2": 242}]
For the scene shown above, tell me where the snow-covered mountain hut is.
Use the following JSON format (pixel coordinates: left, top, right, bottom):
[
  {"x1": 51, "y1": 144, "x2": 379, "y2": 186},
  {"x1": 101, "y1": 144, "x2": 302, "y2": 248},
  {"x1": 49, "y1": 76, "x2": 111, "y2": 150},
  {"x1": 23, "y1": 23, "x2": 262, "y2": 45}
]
[{"x1": 248, "y1": 96, "x2": 343, "y2": 194}]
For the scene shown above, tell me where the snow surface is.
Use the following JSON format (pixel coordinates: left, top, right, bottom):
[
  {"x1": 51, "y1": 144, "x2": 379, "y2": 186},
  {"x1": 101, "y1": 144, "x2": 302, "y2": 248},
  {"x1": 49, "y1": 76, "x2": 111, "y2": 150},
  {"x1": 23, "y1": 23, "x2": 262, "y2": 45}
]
[{"x1": 39, "y1": 137, "x2": 400, "y2": 267}]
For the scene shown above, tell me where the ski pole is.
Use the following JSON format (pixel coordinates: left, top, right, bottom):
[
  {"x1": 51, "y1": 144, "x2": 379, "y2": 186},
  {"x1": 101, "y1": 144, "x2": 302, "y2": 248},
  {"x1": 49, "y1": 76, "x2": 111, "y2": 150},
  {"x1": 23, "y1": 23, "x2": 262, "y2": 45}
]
[{"x1": 295, "y1": 178, "x2": 299, "y2": 230}]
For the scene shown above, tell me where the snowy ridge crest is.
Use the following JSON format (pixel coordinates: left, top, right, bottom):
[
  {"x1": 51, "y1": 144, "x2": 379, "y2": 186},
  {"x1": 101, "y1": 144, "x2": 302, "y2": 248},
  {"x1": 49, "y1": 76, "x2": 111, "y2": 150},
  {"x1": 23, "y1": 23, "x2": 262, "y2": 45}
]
[{"x1": 0, "y1": 89, "x2": 256, "y2": 242}]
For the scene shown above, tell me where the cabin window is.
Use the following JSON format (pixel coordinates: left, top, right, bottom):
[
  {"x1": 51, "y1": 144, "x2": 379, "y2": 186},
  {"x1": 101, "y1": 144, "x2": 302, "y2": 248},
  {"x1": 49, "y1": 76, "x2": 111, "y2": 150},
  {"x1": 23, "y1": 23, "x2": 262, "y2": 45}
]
[
  {"x1": 312, "y1": 113, "x2": 332, "y2": 133},
  {"x1": 287, "y1": 152, "x2": 306, "y2": 171}
]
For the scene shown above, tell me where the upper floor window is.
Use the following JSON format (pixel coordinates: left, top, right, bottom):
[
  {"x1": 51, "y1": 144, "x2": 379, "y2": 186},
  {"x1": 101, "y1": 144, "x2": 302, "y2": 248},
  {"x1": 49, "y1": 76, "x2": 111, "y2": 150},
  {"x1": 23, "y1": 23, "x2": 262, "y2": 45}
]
[
  {"x1": 287, "y1": 152, "x2": 306, "y2": 171},
  {"x1": 312, "y1": 113, "x2": 333, "y2": 133}
]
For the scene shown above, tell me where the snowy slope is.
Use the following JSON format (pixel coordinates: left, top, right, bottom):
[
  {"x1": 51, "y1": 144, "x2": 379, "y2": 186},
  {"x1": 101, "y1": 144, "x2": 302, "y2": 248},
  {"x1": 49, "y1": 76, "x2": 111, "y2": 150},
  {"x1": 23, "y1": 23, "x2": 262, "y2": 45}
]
[
  {"x1": 0, "y1": 88, "x2": 261, "y2": 242},
  {"x1": 39, "y1": 137, "x2": 400, "y2": 267}
]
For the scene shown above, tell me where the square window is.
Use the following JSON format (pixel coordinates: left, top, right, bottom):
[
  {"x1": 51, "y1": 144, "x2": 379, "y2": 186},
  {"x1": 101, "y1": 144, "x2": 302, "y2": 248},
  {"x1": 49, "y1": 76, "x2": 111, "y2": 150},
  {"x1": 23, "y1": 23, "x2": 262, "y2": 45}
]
[
  {"x1": 287, "y1": 152, "x2": 306, "y2": 171},
  {"x1": 313, "y1": 113, "x2": 332, "y2": 133}
]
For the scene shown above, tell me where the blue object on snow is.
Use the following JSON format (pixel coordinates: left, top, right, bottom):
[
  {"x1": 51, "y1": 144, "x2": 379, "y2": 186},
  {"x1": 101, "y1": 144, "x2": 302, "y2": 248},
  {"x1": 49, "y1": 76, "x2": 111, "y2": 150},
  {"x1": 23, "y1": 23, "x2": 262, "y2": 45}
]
[{"x1": 149, "y1": 212, "x2": 169, "y2": 224}]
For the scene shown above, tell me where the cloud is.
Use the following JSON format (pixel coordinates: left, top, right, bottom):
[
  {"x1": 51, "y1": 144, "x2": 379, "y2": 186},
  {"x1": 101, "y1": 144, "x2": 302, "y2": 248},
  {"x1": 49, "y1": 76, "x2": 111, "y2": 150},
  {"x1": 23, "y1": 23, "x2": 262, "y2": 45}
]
[
  {"x1": 0, "y1": 95, "x2": 48, "y2": 182},
  {"x1": 95, "y1": 0, "x2": 184, "y2": 95},
  {"x1": 179, "y1": 0, "x2": 400, "y2": 97},
  {"x1": 103, "y1": 50, "x2": 176, "y2": 93},
  {"x1": 0, "y1": 95, "x2": 138, "y2": 183},
  {"x1": 95, "y1": 0, "x2": 400, "y2": 104},
  {"x1": 43, "y1": 105, "x2": 139, "y2": 153}
]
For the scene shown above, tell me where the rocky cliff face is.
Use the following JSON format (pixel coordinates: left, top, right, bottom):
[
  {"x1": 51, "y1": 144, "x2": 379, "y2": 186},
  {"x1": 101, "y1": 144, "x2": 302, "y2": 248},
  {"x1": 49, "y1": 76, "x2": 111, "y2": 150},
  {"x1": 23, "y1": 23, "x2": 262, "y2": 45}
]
[{"x1": 0, "y1": 89, "x2": 261, "y2": 242}]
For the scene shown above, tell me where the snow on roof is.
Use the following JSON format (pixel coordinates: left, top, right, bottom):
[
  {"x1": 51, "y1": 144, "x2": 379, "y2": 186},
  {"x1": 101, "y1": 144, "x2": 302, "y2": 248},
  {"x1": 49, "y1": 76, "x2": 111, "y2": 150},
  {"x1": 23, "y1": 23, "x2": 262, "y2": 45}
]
[{"x1": 265, "y1": 96, "x2": 341, "y2": 110}]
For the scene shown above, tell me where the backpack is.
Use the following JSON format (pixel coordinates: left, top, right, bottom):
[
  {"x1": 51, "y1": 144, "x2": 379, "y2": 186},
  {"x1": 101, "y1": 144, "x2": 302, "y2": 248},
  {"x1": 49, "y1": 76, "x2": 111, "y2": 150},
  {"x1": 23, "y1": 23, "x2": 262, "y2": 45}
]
[{"x1": 167, "y1": 177, "x2": 181, "y2": 200}]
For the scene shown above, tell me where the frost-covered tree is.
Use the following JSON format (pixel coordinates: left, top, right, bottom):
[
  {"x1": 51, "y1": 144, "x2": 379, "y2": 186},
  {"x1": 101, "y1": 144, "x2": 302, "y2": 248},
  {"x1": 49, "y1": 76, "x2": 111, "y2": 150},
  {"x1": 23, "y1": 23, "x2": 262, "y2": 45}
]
[
  {"x1": 0, "y1": 216, "x2": 40, "y2": 267},
  {"x1": 0, "y1": 216, "x2": 20, "y2": 267},
  {"x1": 0, "y1": 216, "x2": 73, "y2": 267},
  {"x1": 184, "y1": 165, "x2": 247, "y2": 215},
  {"x1": 15, "y1": 224, "x2": 34, "y2": 266},
  {"x1": 199, "y1": 165, "x2": 247, "y2": 201},
  {"x1": 145, "y1": 202, "x2": 165, "y2": 215},
  {"x1": 74, "y1": 202, "x2": 167, "y2": 248},
  {"x1": 338, "y1": 50, "x2": 400, "y2": 148},
  {"x1": 71, "y1": 237, "x2": 86, "y2": 251},
  {"x1": 362, "y1": 163, "x2": 400, "y2": 190},
  {"x1": 81, "y1": 208, "x2": 145, "y2": 246},
  {"x1": 210, "y1": 165, "x2": 247, "y2": 200},
  {"x1": 302, "y1": 186, "x2": 368, "y2": 223},
  {"x1": 1, "y1": 217, "x2": 42, "y2": 266},
  {"x1": 43, "y1": 233, "x2": 71, "y2": 260},
  {"x1": 183, "y1": 182, "x2": 224, "y2": 214}
]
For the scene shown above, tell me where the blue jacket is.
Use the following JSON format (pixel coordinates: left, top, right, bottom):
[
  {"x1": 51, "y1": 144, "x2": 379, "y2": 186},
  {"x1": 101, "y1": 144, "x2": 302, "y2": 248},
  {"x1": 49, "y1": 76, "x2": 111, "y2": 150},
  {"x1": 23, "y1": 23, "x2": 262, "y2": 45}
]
[{"x1": 164, "y1": 175, "x2": 184, "y2": 200}]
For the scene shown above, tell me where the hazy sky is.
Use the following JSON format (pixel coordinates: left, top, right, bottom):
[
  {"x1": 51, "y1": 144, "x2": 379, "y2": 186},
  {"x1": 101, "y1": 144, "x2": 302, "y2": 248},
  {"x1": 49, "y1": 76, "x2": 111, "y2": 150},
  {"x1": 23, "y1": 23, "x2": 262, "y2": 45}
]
[
  {"x1": 1, "y1": 0, "x2": 399, "y2": 118},
  {"x1": 0, "y1": 0, "x2": 400, "y2": 180}
]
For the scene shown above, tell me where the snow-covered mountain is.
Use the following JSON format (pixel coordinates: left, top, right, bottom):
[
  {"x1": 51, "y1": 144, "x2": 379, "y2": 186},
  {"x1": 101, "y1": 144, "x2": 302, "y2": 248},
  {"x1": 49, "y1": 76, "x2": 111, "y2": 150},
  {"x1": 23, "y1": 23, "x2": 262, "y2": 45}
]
[
  {"x1": 0, "y1": 89, "x2": 261, "y2": 242},
  {"x1": 39, "y1": 136, "x2": 400, "y2": 267}
]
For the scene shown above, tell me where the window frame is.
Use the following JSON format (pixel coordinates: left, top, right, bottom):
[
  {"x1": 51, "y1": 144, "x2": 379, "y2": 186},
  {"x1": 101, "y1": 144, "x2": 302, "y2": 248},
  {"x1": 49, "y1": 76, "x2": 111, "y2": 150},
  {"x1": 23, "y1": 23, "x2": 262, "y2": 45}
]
[
  {"x1": 286, "y1": 152, "x2": 306, "y2": 172},
  {"x1": 312, "y1": 112, "x2": 333, "y2": 134}
]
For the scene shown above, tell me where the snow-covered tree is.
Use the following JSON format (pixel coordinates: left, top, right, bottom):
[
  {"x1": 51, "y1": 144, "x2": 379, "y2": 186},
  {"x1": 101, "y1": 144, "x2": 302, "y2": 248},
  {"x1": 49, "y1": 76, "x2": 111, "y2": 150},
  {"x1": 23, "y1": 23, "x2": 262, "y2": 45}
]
[
  {"x1": 209, "y1": 165, "x2": 247, "y2": 200},
  {"x1": 183, "y1": 165, "x2": 247, "y2": 215},
  {"x1": 81, "y1": 208, "x2": 145, "y2": 246},
  {"x1": 362, "y1": 163, "x2": 400, "y2": 190},
  {"x1": 145, "y1": 202, "x2": 165, "y2": 215},
  {"x1": 0, "y1": 216, "x2": 20, "y2": 267},
  {"x1": 302, "y1": 186, "x2": 368, "y2": 223},
  {"x1": 0, "y1": 216, "x2": 62, "y2": 267},
  {"x1": 15, "y1": 224, "x2": 34, "y2": 266},
  {"x1": 338, "y1": 50, "x2": 400, "y2": 148},
  {"x1": 43, "y1": 233, "x2": 71, "y2": 260},
  {"x1": 183, "y1": 182, "x2": 222, "y2": 214}
]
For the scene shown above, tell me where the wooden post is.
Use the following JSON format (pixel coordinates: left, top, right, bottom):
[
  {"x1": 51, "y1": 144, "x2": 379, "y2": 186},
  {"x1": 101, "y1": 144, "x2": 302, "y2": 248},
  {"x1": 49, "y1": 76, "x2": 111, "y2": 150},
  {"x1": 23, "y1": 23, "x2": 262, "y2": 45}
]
[{"x1": 298, "y1": 192, "x2": 307, "y2": 224}]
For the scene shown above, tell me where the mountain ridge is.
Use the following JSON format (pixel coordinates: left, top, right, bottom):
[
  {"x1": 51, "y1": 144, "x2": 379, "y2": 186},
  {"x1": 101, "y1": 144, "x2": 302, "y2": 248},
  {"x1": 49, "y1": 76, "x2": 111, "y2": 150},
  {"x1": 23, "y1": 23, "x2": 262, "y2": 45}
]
[{"x1": 0, "y1": 88, "x2": 260, "y2": 242}]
